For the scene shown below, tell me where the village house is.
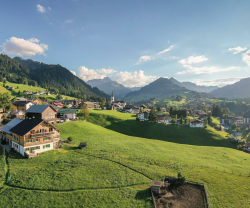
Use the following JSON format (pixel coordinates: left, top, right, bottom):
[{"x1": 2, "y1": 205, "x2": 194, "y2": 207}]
[
  {"x1": 83, "y1": 101, "x2": 95, "y2": 109},
  {"x1": 25, "y1": 105, "x2": 58, "y2": 123},
  {"x1": 230, "y1": 132, "x2": 242, "y2": 142},
  {"x1": 104, "y1": 103, "x2": 114, "y2": 110},
  {"x1": 220, "y1": 116, "x2": 249, "y2": 126},
  {"x1": 189, "y1": 119, "x2": 204, "y2": 127},
  {"x1": 33, "y1": 92, "x2": 40, "y2": 95},
  {"x1": 12, "y1": 97, "x2": 27, "y2": 102},
  {"x1": 165, "y1": 115, "x2": 176, "y2": 123},
  {"x1": 23, "y1": 90, "x2": 33, "y2": 95},
  {"x1": 112, "y1": 100, "x2": 126, "y2": 107},
  {"x1": 57, "y1": 108, "x2": 78, "y2": 119},
  {"x1": 13, "y1": 101, "x2": 34, "y2": 112},
  {"x1": 137, "y1": 112, "x2": 149, "y2": 121},
  {"x1": 243, "y1": 143, "x2": 250, "y2": 152},
  {"x1": 0, "y1": 118, "x2": 23, "y2": 143},
  {"x1": 157, "y1": 115, "x2": 167, "y2": 123},
  {"x1": 0, "y1": 118, "x2": 61, "y2": 157},
  {"x1": 7, "y1": 86, "x2": 15, "y2": 90},
  {"x1": 39, "y1": 91, "x2": 47, "y2": 95},
  {"x1": 10, "y1": 110, "x2": 25, "y2": 119},
  {"x1": 53, "y1": 102, "x2": 64, "y2": 108},
  {"x1": 140, "y1": 104, "x2": 147, "y2": 109},
  {"x1": 131, "y1": 107, "x2": 140, "y2": 114}
]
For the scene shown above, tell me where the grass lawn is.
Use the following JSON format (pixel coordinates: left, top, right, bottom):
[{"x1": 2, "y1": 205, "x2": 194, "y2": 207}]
[
  {"x1": 0, "y1": 81, "x2": 77, "y2": 100},
  {"x1": 0, "y1": 146, "x2": 5, "y2": 188},
  {"x1": 1, "y1": 110, "x2": 250, "y2": 207}
]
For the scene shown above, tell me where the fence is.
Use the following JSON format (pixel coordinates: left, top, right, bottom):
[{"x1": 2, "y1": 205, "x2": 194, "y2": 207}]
[{"x1": 151, "y1": 177, "x2": 210, "y2": 208}]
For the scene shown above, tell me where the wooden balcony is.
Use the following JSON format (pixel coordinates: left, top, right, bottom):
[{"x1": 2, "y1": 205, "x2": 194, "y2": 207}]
[
  {"x1": 30, "y1": 131, "x2": 55, "y2": 138},
  {"x1": 24, "y1": 138, "x2": 60, "y2": 147}
]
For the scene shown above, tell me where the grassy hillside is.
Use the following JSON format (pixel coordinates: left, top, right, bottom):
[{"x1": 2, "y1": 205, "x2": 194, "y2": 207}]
[
  {"x1": 0, "y1": 81, "x2": 77, "y2": 100},
  {"x1": 1, "y1": 111, "x2": 250, "y2": 207}
]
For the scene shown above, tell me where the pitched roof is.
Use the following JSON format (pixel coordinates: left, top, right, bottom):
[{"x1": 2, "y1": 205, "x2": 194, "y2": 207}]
[
  {"x1": 13, "y1": 101, "x2": 32, "y2": 106},
  {"x1": 9, "y1": 118, "x2": 61, "y2": 136},
  {"x1": 58, "y1": 108, "x2": 77, "y2": 114},
  {"x1": 0, "y1": 118, "x2": 23, "y2": 134},
  {"x1": 233, "y1": 132, "x2": 242, "y2": 136},
  {"x1": 25, "y1": 105, "x2": 56, "y2": 113}
]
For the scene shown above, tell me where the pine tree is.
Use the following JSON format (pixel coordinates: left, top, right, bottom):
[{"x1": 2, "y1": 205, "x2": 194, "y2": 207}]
[
  {"x1": 180, "y1": 115, "x2": 183, "y2": 125},
  {"x1": 149, "y1": 107, "x2": 158, "y2": 121}
]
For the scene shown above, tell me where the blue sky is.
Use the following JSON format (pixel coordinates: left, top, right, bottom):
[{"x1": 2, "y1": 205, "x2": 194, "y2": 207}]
[{"x1": 1, "y1": 0, "x2": 250, "y2": 87}]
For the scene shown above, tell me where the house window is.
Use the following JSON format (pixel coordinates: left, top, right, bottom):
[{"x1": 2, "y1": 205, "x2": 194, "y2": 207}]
[
  {"x1": 36, "y1": 146, "x2": 40, "y2": 150},
  {"x1": 46, "y1": 144, "x2": 50, "y2": 148},
  {"x1": 32, "y1": 147, "x2": 36, "y2": 150},
  {"x1": 49, "y1": 137, "x2": 52, "y2": 140},
  {"x1": 33, "y1": 139, "x2": 36, "y2": 142},
  {"x1": 43, "y1": 138, "x2": 46, "y2": 141}
]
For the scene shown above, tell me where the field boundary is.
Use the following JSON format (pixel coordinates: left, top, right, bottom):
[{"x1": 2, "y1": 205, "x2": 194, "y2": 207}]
[
  {"x1": 4, "y1": 182, "x2": 150, "y2": 193},
  {"x1": 79, "y1": 152, "x2": 153, "y2": 180}
]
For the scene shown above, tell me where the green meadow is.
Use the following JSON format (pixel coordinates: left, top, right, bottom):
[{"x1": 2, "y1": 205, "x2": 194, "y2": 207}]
[
  {"x1": 0, "y1": 81, "x2": 77, "y2": 100},
  {"x1": 1, "y1": 110, "x2": 250, "y2": 207}
]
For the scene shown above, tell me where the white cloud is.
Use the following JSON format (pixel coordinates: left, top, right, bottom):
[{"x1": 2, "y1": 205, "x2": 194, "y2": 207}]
[
  {"x1": 65, "y1": 20, "x2": 73, "y2": 23},
  {"x1": 242, "y1": 49, "x2": 250, "y2": 66},
  {"x1": 136, "y1": 55, "x2": 153, "y2": 64},
  {"x1": 96, "y1": 68, "x2": 117, "y2": 74},
  {"x1": 78, "y1": 66, "x2": 106, "y2": 81},
  {"x1": 70, "y1": 70, "x2": 77, "y2": 76},
  {"x1": 170, "y1": 56, "x2": 179, "y2": 59},
  {"x1": 37, "y1": 4, "x2": 46, "y2": 13},
  {"x1": 178, "y1": 55, "x2": 208, "y2": 65},
  {"x1": 193, "y1": 77, "x2": 243, "y2": 87},
  {"x1": 112, "y1": 70, "x2": 158, "y2": 87},
  {"x1": 2, "y1": 37, "x2": 48, "y2": 56},
  {"x1": 48, "y1": 7, "x2": 51, "y2": 10},
  {"x1": 157, "y1": 45, "x2": 174, "y2": 55},
  {"x1": 228, "y1": 46, "x2": 247, "y2": 54},
  {"x1": 177, "y1": 65, "x2": 240, "y2": 75}
]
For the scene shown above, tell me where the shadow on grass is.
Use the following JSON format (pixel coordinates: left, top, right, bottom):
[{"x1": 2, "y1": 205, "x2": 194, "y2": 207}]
[{"x1": 87, "y1": 113, "x2": 237, "y2": 149}]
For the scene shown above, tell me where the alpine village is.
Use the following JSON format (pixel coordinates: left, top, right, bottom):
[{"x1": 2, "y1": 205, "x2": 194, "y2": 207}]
[{"x1": 1, "y1": 1, "x2": 250, "y2": 207}]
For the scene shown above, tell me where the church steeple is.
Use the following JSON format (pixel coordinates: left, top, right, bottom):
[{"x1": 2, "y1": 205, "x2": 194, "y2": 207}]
[{"x1": 111, "y1": 90, "x2": 114, "y2": 103}]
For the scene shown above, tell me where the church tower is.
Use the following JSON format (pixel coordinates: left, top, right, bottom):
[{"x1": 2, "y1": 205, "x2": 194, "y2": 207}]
[{"x1": 111, "y1": 90, "x2": 115, "y2": 103}]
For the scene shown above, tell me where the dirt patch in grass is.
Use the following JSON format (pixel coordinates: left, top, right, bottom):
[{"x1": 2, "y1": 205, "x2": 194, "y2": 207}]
[{"x1": 154, "y1": 184, "x2": 206, "y2": 208}]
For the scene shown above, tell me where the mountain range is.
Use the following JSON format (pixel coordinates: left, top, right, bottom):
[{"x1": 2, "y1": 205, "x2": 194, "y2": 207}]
[
  {"x1": 210, "y1": 77, "x2": 250, "y2": 99},
  {"x1": 87, "y1": 77, "x2": 132, "y2": 98},
  {"x1": 123, "y1": 77, "x2": 214, "y2": 102},
  {"x1": 169, "y1": 78, "x2": 218, "y2": 93}
]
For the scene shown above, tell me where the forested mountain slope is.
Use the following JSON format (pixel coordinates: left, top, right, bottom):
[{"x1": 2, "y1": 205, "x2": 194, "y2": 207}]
[{"x1": 6, "y1": 56, "x2": 109, "y2": 99}]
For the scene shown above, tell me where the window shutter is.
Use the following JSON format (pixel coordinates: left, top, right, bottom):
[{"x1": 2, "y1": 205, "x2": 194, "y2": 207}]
[
  {"x1": 33, "y1": 147, "x2": 36, "y2": 150},
  {"x1": 25, "y1": 140, "x2": 27, "y2": 144},
  {"x1": 38, "y1": 146, "x2": 40, "y2": 149},
  {"x1": 50, "y1": 137, "x2": 52, "y2": 140},
  {"x1": 39, "y1": 138, "x2": 40, "y2": 142},
  {"x1": 43, "y1": 145, "x2": 45, "y2": 149},
  {"x1": 48, "y1": 144, "x2": 50, "y2": 148},
  {"x1": 25, "y1": 148, "x2": 27, "y2": 151}
]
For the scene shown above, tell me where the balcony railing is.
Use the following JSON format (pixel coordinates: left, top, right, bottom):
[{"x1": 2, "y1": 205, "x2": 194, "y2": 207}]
[
  {"x1": 24, "y1": 138, "x2": 60, "y2": 147},
  {"x1": 30, "y1": 131, "x2": 55, "y2": 138}
]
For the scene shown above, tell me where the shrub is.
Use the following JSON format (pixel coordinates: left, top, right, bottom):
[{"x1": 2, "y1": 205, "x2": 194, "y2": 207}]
[
  {"x1": 177, "y1": 172, "x2": 186, "y2": 184},
  {"x1": 2, "y1": 118, "x2": 12, "y2": 125},
  {"x1": 237, "y1": 144, "x2": 243, "y2": 150},
  {"x1": 67, "y1": 137, "x2": 73, "y2": 142},
  {"x1": 79, "y1": 142, "x2": 87, "y2": 147}
]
